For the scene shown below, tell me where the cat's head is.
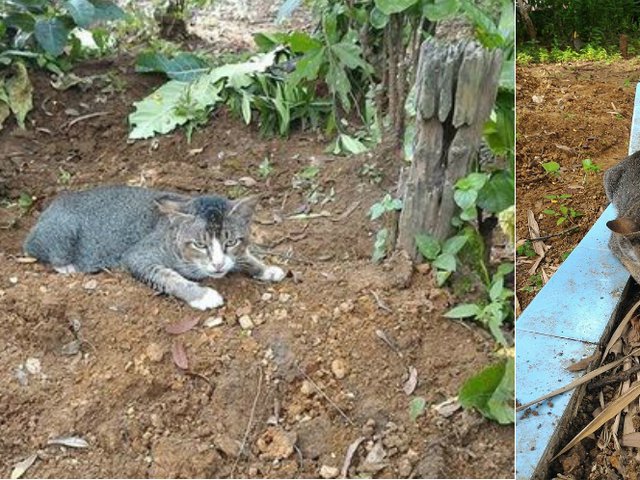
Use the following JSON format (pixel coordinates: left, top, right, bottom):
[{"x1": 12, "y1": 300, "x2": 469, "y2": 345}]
[
  {"x1": 607, "y1": 216, "x2": 640, "y2": 282},
  {"x1": 156, "y1": 194, "x2": 258, "y2": 279}
]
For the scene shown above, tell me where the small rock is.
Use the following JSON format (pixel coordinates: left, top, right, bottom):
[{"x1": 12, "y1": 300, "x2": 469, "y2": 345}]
[
  {"x1": 146, "y1": 343, "x2": 165, "y2": 362},
  {"x1": 9, "y1": 276, "x2": 18, "y2": 284},
  {"x1": 359, "y1": 441, "x2": 387, "y2": 473},
  {"x1": 214, "y1": 434, "x2": 240, "y2": 457},
  {"x1": 83, "y1": 279, "x2": 98, "y2": 290},
  {"x1": 261, "y1": 292, "x2": 273, "y2": 302},
  {"x1": 238, "y1": 315, "x2": 254, "y2": 330},
  {"x1": 398, "y1": 457, "x2": 413, "y2": 477},
  {"x1": 25, "y1": 357, "x2": 41, "y2": 375},
  {"x1": 331, "y1": 358, "x2": 348, "y2": 379},
  {"x1": 15, "y1": 367, "x2": 28, "y2": 386},
  {"x1": 279, "y1": 293, "x2": 291, "y2": 303},
  {"x1": 236, "y1": 303, "x2": 252, "y2": 317},
  {"x1": 239, "y1": 176, "x2": 257, "y2": 187},
  {"x1": 61, "y1": 340, "x2": 81, "y2": 356},
  {"x1": 204, "y1": 316, "x2": 224, "y2": 328},
  {"x1": 339, "y1": 300, "x2": 354, "y2": 313},
  {"x1": 320, "y1": 465, "x2": 339, "y2": 479},
  {"x1": 300, "y1": 380, "x2": 315, "y2": 396},
  {"x1": 256, "y1": 427, "x2": 297, "y2": 460}
]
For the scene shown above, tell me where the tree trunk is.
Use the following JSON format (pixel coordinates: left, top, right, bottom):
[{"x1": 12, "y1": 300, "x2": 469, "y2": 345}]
[
  {"x1": 396, "y1": 38, "x2": 503, "y2": 261},
  {"x1": 517, "y1": 0, "x2": 537, "y2": 41}
]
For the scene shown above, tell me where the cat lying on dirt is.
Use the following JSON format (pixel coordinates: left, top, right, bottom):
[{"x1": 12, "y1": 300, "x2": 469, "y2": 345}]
[
  {"x1": 24, "y1": 185, "x2": 286, "y2": 310},
  {"x1": 605, "y1": 150, "x2": 640, "y2": 283}
]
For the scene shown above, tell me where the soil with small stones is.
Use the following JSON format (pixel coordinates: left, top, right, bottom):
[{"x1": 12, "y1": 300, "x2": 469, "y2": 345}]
[
  {"x1": 516, "y1": 60, "x2": 640, "y2": 311},
  {"x1": 0, "y1": 58, "x2": 513, "y2": 479}
]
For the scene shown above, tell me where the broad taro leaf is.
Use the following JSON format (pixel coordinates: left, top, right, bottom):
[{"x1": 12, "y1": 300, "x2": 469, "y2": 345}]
[
  {"x1": 129, "y1": 80, "x2": 191, "y2": 139},
  {"x1": 136, "y1": 52, "x2": 209, "y2": 82},
  {"x1": 374, "y1": 0, "x2": 418, "y2": 15},
  {"x1": 34, "y1": 18, "x2": 70, "y2": 56},
  {"x1": 64, "y1": 0, "x2": 96, "y2": 28},
  {"x1": 91, "y1": 0, "x2": 125, "y2": 21}
]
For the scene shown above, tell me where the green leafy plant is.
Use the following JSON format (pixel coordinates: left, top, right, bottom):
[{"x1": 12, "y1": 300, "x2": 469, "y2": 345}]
[
  {"x1": 18, "y1": 192, "x2": 34, "y2": 211},
  {"x1": 408, "y1": 396, "x2": 427, "y2": 422},
  {"x1": 444, "y1": 263, "x2": 514, "y2": 346},
  {"x1": 581, "y1": 158, "x2": 601, "y2": 182},
  {"x1": 416, "y1": 232, "x2": 468, "y2": 286},
  {"x1": 359, "y1": 163, "x2": 383, "y2": 184},
  {"x1": 0, "y1": 0, "x2": 124, "y2": 129},
  {"x1": 258, "y1": 157, "x2": 273, "y2": 178},
  {"x1": 516, "y1": 240, "x2": 537, "y2": 258},
  {"x1": 520, "y1": 273, "x2": 542, "y2": 294},
  {"x1": 369, "y1": 193, "x2": 402, "y2": 263},
  {"x1": 459, "y1": 357, "x2": 514, "y2": 424},
  {"x1": 369, "y1": 193, "x2": 402, "y2": 220},
  {"x1": 542, "y1": 194, "x2": 583, "y2": 226},
  {"x1": 541, "y1": 161, "x2": 560, "y2": 175}
]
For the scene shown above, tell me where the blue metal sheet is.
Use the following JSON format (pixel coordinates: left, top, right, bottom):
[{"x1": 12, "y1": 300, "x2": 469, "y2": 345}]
[{"x1": 516, "y1": 330, "x2": 598, "y2": 479}]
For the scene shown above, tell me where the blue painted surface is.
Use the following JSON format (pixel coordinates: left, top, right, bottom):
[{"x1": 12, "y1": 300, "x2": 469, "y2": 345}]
[
  {"x1": 517, "y1": 205, "x2": 628, "y2": 344},
  {"x1": 516, "y1": 82, "x2": 640, "y2": 478},
  {"x1": 630, "y1": 83, "x2": 640, "y2": 153},
  {"x1": 516, "y1": 330, "x2": 598, "y2": 480}
]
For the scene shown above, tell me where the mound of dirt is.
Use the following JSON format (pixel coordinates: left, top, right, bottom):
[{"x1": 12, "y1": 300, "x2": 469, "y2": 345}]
[{"x1": 0, "y1": 58, "x2": 513, "y2": 479}]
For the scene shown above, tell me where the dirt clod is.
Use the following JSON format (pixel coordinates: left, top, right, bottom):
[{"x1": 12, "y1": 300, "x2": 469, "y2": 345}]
[
  {"x1": 319, "y1": 464, "x2": 339, "y2": 479},
  {"x1": 331, "y1": 358, "x2": 348, "y2": 379},
  {"x1": 256, "y1": 427, "x2": 297, "y2": 461}
]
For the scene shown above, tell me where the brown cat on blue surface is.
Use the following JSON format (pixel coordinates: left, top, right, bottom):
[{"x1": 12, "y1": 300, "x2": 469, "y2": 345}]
[
  {"x1": 605, "y1": 150, "x2": 640, "y2": 283},
  {"x1": 24, "y1": 186, "x2": 285, "y2": 310}
]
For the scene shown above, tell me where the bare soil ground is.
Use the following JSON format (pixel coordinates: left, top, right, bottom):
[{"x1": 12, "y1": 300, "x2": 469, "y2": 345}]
[
  {"x1": 0, "y1": 52, "x2": 513, "y2": 480},
  {"x1": 516, "y1": 60, "x2": 640, "y2": 311}
]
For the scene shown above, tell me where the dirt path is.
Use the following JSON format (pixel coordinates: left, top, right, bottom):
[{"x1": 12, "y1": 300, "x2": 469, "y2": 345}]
[
  {"x1": 0, "y1": 57, "x2": 513, "y2": 478},
  {"x1": 516, "y1": 60, "x2": 640, "y2": 311}
]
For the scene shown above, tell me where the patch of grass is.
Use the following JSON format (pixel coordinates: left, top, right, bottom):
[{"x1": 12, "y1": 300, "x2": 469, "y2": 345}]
[{"x1": 517, "y1": 43, "x2": 623, "y2": 64}]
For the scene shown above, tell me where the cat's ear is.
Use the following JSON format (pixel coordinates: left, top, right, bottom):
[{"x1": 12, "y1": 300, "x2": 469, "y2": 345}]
[
  {"x1": 155, "y1": 196, "x2": 193, "y2": 218},
  {"x1": 228, "y1": 196, "x2": 259, "y2": 221},
  {"x1": 607, "y1": 217, "x2": 640, "y2": 235}
]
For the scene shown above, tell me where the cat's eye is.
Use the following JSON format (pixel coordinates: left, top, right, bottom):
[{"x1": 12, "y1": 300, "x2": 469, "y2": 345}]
[
  {"x1": 191, "y1": 241, "x2": 207, "y2": 250},
  {"x1": 225, "y1": 238, "x2": 241, "y2": 248}
]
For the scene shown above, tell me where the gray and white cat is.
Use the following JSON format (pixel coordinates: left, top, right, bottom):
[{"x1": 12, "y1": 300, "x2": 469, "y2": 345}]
[
  {"x1": 24, "y1": 185, "x2": 285, "y2": 310},
  {"x1": 605, "y1": 150, "x2": 640, "y2": 283}
]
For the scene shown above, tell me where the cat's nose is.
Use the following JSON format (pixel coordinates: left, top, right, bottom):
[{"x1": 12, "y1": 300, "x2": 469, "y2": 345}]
[{"x1": 212, "y1": 262, "x2": 225, "y2": 272}]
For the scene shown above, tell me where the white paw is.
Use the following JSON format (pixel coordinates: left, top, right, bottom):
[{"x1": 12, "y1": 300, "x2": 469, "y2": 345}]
[
  {"x1": 54, "y1": 264, "x2": 77, "y2": 275},
  {"x1": 259, "y1": 266, "x2": 286, "y2": 282},
  {"x1": 189, "y1": 288, "x2": 224, "y2": 310}
]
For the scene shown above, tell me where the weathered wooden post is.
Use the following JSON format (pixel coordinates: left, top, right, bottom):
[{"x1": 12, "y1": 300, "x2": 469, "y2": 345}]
[{"x1": 397, "y1": 38, "x2": 503, "y2": 261}]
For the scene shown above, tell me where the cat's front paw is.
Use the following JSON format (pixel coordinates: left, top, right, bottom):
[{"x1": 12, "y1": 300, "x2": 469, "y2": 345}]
[
  {"x1": 189, "y1": 288, "x2": 224, "y2": 310},
  {"x1": 259, "y1": 266, "x2": 286, "y2": 282}
]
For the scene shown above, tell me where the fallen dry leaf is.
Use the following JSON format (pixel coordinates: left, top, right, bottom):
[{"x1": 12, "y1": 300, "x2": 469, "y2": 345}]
[
  {"x1": 554, "y1": 383, "x2": 640, "y2": 459},
  {"x1": 341, "y1": 436, "x2": 365, "y2": 478},
  {"x1": 602, "y1": 299, "x2": 640, "y2": 364},
  {"x1": 47, "y1": 436, "x2": 89, "y2": 448},
  {"x1": 567, "y1": 353, "x2": 599, "y2": 372},
  {"x1": 622, "y1": 432, "x2": 640, "y2": 448},
  {"x1": 172, "y1": 339, "x2": 189, "y2": 369},
  {"x1": 432, "y1": 397, "x2": 462, "y2": 417},
  {"x1": 165, "y1": 317, "x2": 200, "y2": 335},
  {"x1": 403, "y1": 366, "x2": 418, "y2": 395},
  {"x1": 10, "y1": 453, "x2": 37, "y2": 479}
]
